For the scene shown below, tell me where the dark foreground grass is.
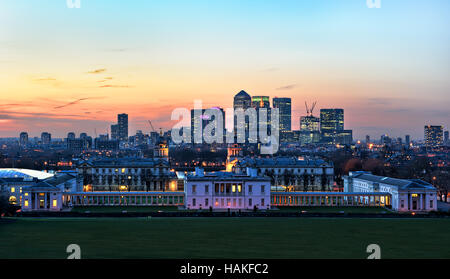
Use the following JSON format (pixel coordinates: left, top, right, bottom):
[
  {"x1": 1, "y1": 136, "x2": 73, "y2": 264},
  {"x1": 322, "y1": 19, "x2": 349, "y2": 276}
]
[
  {"x1": 0, "y1": 217, "x2": 449, "y2": 259},
  {"x1": 275, "y1": 206, "x2": 392, "y2": 214}
]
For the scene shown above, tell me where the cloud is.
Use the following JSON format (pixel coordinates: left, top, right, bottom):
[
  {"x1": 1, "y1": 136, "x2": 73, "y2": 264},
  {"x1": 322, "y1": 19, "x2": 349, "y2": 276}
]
[
  {"x1": 276, "y1": 84, "x2": 297, "y2": 90},
  {"x1": 53, "y1": 97, "x2": 105, "y2": 109},
  {"x1": 87, "y1": 68, "x2": 107, "y2": 74}
]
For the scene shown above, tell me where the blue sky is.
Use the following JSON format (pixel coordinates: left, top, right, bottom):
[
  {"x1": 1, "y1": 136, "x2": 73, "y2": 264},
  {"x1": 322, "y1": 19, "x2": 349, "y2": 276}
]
[{"x1": 0, "y1": 0, "x2": 449, "y2": 139}]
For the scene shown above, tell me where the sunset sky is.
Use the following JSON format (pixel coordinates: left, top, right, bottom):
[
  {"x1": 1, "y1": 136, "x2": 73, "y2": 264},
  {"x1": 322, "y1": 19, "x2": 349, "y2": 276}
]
[{"x1": 1, "y1": 0, "x2": 449, "y2": 140}]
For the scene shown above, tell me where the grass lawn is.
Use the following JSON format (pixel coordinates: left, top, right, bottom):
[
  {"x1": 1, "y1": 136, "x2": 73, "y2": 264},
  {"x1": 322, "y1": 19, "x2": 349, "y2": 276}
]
[
  {"x1": 1, "y1": 217, "x2": 449, "y2": 259},
  {"x1": 71, "y1": 206, "x2": 180, "y2": 213},
  {"x1": 275, "y1": 206, "x2": 392, "y2": 214}
]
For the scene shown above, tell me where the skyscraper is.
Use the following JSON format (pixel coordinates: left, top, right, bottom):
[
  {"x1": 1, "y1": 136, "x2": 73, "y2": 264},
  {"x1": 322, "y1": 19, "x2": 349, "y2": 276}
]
[
  {"x1": 191, "y1": 107, "x2": 225, "y2": 143},
  {"x1": 251, "y1": 96, "x2": 270, "y2": 109},
  {"x1": 233, "y1": 90, "x2": 251, "y2": 110},
  {"x1": 19, "y1": 132, "x2": 28, "y2": 148},
  {"x1": 118, "y1": 113, "x2": 128, "y2": 142},
  {"x1": 41, "y1": 132, "x2": 52, "y2": 146},
  {"x1": 320, "y1": 109, "x2": 344, "y2": 133},
  {"x1": 405, "y1": 135, "x2": 411, "y2": 146},
  {"x1": 445, "y1": 131, "x2": 449, "y2": 144},
  {"x1": 233, "y1": 90, "x2": 252, "y2": 143},
  {"x1": 273, "y1": 97, "x2": 292, "y2": 135},
  {"x1": 251, "y1": 96, "x2": 271, "y2": 143},
  {"x1": 111, "y1": 124, "x2": 119, "y2": 140},
  {"x1": 300, "y1": 116, "x2": 320, "y2": 132},
  {"x1": 67, "y1": 132, "x2": 76, "y2": 140},
  {"x1": 320, "y1": 109, "x2": 346, "y2": 144},
  {"x1": 424, "y1": 125, "x2": 443, "y2": 147}
]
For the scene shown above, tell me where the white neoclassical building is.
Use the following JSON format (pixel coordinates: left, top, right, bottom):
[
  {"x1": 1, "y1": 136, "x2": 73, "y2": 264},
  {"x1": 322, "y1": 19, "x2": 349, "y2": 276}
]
[
  {"x1": 185, "y1": 168, "x2": 271, "y2": 211},
  {"x1": 344, "y1": 171, "x2": 437, "y2": 212}
]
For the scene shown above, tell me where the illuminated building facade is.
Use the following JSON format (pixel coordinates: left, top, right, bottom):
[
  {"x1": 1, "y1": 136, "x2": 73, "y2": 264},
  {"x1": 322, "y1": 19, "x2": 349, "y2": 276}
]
[
  {"x1": 118, "y1": 113, "x2": 129, "y2": 142},
  {"x1": 233, "y1": 90, "x2": 252, "y2": 142},
  {"x1": 185, "y1": 168, "x2": 271, "y2": 210},
  {"x1": 300, "y1": 115, "x2": 321, "y2": 144},
  {"x1": 424, "y1": 125, "x2": 444, "y2": 147},
  {"x1": 77, "y1": 157, "x2": 179, "y2": 192},
  {"x1": 344, "y1": 171, "x2": 437, "y2": 212},
  {"x1": 320, "y1": 108, "x2": 352, "y2": 145},
  {"x1": 273, "y1": 97, "x2": 292, "y2": 141},
  {"x1": 231, "y1": 157, "x2": 334, "y2": 191}
]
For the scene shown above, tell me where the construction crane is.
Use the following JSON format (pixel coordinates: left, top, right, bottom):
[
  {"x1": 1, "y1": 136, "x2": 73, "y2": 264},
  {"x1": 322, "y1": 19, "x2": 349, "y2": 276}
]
[
  {"x1": 147, "y1": 120, "x2": 156, "y2": 133},
  {"x1": 305, "y1": 101, "x2": 317, "y2": 116}
]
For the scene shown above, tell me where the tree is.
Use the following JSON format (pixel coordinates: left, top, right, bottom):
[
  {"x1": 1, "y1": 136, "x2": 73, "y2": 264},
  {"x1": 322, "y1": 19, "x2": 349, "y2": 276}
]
[{"x1": 0, "y1": 192, "x2": 13, "y2": 217}]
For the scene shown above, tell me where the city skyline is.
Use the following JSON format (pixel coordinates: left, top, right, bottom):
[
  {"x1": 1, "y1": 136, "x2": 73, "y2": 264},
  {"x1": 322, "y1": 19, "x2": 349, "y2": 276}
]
[{"x1": 1, "y1": 0, "x2": 450, "y2": 139}]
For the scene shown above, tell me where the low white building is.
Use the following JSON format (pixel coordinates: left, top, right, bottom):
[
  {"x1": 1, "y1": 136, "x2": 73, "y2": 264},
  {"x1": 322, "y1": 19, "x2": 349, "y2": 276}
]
[
  {"x1": 344, "y1": 171, "x2": 437, "y2": 212},
  {"x1": 185, "y1": 168, "x2": 271, "y2": 211},
  {"x1": 21, "y1": 173, "x2": 77, "y2": 212}
]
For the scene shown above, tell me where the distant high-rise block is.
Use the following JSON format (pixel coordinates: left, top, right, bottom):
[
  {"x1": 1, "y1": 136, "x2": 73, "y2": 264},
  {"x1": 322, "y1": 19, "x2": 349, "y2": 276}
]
[
  {"x1": 405, "y1": 135, "x2": 410, "y2": 146},
  {"x1": 19, "y1": 132, "x2": 28, "y2": 147},
  {"x1": 191, "y1": 107, "x2": 225, "y2": 143},
  {"x1": 111, "y1": 124, "x2": 119, "y2": 140},
  {"x1": 445, "y1": 131, "x2": 449, "y2": 144},
  {"x1": 251, "y1": 96, "x2": 270, "y2": 109},
  {"x1": 424, "y1": 125, "x2": 443, "y2": 147},
  {"x1": 320, "y1": 108, "x2": 345, "y2": 144},
  {"x1": 67, "y1": 132, "x2": 76, "y2": 140},
  {"x1": 233, "y1": 90, "x2": 252, "y2": 142},
  {"x1": 300, "y1": 115, "x2": 320, "y2": 132},
  {"x1": 273, "y1": 97, "x2": 292, "y2": 134},
  {"x1": 118, "y1": 113, "x2": 128, "y2": 142},
  {"x1": 41, "y1": 132, "x2": 51, "y2": 145}
]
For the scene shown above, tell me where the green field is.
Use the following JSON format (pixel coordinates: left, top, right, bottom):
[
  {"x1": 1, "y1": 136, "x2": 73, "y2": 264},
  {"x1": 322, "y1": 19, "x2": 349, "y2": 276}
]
[{"x1": 1, "y1": 217, "x2": 449, "y2": 259}]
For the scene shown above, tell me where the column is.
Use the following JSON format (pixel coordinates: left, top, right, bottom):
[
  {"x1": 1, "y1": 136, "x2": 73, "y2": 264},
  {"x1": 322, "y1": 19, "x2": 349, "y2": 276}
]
[{"x1": 419, "y1": 194, "x2": 423, "y2": 210}]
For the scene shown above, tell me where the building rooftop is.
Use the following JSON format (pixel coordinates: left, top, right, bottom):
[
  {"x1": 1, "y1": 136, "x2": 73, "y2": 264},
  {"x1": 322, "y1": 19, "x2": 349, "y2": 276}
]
[
  {"x1": 186, "y1": 171, "x2": 270, "y2": 182},
  {"x1": 78, "y1": 158, "x2": 170, "y2": 168},
  {"x1": 236, "y1": 157, "x2": 332, "y2": 168},
  {"x1": 0, "y1": 168, "x2": 54, "y2": 180},
  {"x1": 348, "y1": 172, "x2": 436, "y2": 191}
]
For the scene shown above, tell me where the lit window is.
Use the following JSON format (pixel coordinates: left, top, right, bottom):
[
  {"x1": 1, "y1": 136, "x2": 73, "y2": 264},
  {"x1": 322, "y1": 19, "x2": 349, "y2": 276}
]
[
  {"x1": 232, "y1": 185, "x2": 236, "y2": 192},
  {"x1": 11, "y1": 187, "x2": 15, "y2": 193},
  {"x1": 238, "y1": 185, "x2": 242, "y2": 193},
  {"x1": 53, "y1": 200, "x2": 57, "y2": 207},
  {"x1": 24, "y1": 200, "x2": 29, "y2": 207},
  {"x1": 121, "y1": 168, "x2": 126, "y2": 173},
  {"x1": 24, "y1": 193, "x2": 29, "y2": 196}
]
